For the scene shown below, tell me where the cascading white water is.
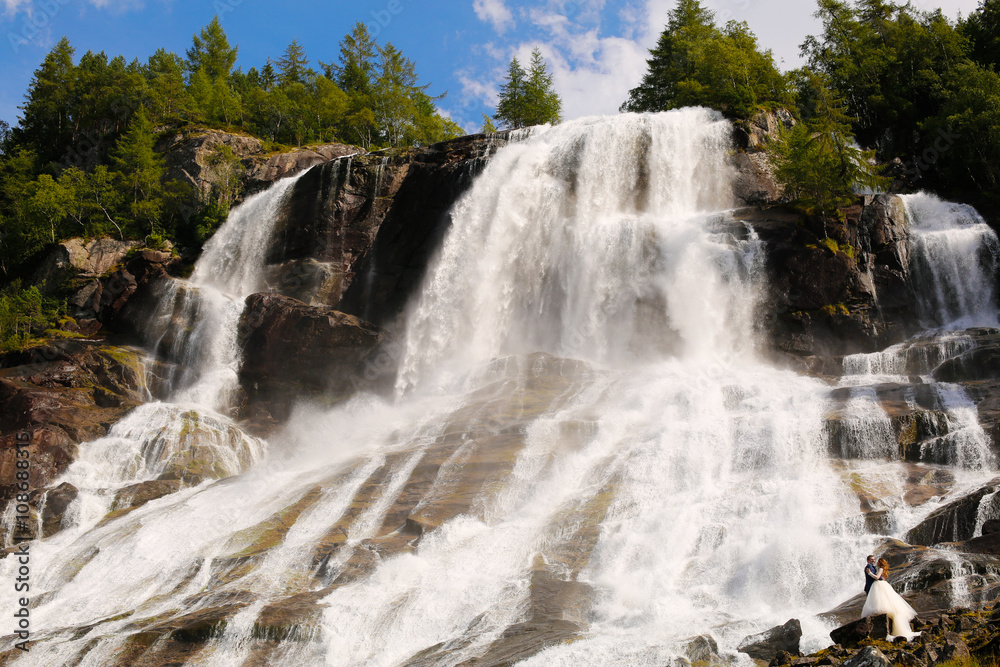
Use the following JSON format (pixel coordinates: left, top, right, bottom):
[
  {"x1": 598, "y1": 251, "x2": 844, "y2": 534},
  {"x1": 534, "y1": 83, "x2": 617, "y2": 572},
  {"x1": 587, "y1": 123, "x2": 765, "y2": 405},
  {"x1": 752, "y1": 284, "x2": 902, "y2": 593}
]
[
  {"x1": 902, "y1": 192, "x2": 1000, "y2": 328},
  {"x1": 191, "y1": 173, "x2": 304, "y2": 298},
  {"x1": 6, "y1": 112, "x2": 1000, "y2": 666},
  {"x1": 323, "y1": 110, "x2": 864, "y2": 663},
  {"x1": 7, "y1": 175, "x2": 307, "y2": 544}
]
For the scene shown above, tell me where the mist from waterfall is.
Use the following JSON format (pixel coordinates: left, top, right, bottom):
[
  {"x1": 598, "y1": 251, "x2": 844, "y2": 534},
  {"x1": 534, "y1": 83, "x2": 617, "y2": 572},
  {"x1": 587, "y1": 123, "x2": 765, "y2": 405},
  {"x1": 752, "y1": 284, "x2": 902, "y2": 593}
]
[{"x1": 5, "y1": 111, "x2": 1000, "y2": 666}]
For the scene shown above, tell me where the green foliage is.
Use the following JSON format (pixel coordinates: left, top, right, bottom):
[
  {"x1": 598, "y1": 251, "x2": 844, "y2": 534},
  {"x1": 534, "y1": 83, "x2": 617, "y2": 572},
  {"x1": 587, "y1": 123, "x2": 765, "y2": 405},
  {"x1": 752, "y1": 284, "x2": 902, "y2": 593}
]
[
  {"x1": 800, "y1": 0, "x2": 1000, "y2": 207},
  {"x1": 0, "y1": 21, "x2": 463, "y2": 280},
  {"x1": 185, "y1": 16, "x2": 238, "y2": 82},
  {"x1": 111, "y1": 108, "x2": 165, "y2": 235},
  {"x1": 621, "y1": 0, "x2": 792, "y2": 118},
  {"x1": 275, "y1": 39, "x2": 313, "y2": 86},
  {"x1": 494, "y1": 48, "x2": 562, "y2": 128},
  {"x1": 0, "y1": 281, "x2": 70, "y2": 352},
  {"x1": 767, "y1": 73, "x2": 889, "y2": 218},
  {"x1": 962, "y1": 0, "x2": 1000, "y2": 70}
]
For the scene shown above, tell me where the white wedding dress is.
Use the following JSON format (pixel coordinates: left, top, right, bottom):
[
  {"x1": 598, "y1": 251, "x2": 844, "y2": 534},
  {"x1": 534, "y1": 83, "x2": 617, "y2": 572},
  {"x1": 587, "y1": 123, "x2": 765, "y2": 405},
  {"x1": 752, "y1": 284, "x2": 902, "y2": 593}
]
[{"x1": 862, "y1": 579, "x2": 919, "y2": 639}]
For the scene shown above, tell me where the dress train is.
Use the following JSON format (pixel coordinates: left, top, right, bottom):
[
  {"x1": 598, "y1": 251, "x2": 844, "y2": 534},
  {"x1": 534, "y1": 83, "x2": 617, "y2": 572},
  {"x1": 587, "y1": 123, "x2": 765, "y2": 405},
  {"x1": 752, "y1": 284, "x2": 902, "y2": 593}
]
[{"x1": 862, "y1": 580, "x2": 919, "y2": 639}]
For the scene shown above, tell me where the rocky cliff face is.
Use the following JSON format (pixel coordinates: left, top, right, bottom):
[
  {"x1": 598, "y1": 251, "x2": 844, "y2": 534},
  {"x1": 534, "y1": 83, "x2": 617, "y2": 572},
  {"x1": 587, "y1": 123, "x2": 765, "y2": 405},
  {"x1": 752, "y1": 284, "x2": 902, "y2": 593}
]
[
  {"x1": 156, "y1": 128, "x2": 360, "y2": 201},
  {"x1": 257, "y1": 132, "x2": 512, "y2": 320}
]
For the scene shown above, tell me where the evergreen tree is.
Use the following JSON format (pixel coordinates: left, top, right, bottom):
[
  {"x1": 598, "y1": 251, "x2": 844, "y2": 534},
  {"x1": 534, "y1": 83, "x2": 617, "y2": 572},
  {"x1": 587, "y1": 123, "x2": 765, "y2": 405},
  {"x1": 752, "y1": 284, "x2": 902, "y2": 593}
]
[
  {"x1": 768, "y1": 72, "x2": 888, "y2": 218},
  {"x1": 621, "y1": 0, "x2": 789, "y2": 117},
  {"x1": 374, "y1": 43, "x2": 421, "y2": 146},
  {"x1": 524, "y1": 48, "x2": 562, "y2": 126},
  {"x1": 110, "y1": 108, "x2": 164, "y2": 235},
  {"x1": 494, "y1": 57, "x2": 527, "y2": 128},
  {"x1": 260, "y1": 62, "x2": 278, "y2": 91},
  {"x1": 186, "y1": 17, "x2": 238, "y2": 82},
  {"x1": 146, "y1": 49, "x2": 192, "y2": 124},
  {"x1": 621, "y1": 0, "x2": 717, "y2": 112},
  {"x1": 18, "y1": 37, "x2": 76, "y2": 165},
  {"x1": 275, "y1": 39, "x2": 313, "y2": 85},
  {"x1": 324, "y1": 22, "x2": 378, "y2": 95},
  {"x1": 962, "y1": 0, "x2": 1000, "y2": 70},
  {"x1": 495, "y1": 49, "x2": 561, "y2": 128}
]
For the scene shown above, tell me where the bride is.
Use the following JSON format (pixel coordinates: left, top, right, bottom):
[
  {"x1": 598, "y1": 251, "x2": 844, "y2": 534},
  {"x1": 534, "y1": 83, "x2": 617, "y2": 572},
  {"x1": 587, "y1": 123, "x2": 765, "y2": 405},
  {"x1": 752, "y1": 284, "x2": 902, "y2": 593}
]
[{"x1": 862, "y1": 558, "x2": 920, "y2": 639}]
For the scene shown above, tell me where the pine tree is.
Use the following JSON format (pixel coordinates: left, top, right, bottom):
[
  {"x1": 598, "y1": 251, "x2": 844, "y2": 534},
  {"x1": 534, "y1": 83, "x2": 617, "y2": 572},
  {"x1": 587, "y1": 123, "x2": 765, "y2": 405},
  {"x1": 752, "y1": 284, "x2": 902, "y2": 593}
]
[
  {"x1": 494, "y1": 57, "x2": 526, "y2": 128},
  {"x1": 186, "y1": 17, "x2": 238, "y2": 82},
  {"x1": 323, "y1": 22, "x2": 378, "y2": 95},
  {"x1": 18, "y1": 37, "x2": 76, "y2": 164},
  {"x1": 495, "y1": 49, "x2": 561, "y2": 128},
  {"x1": 524, "y1": 48, "x2": 562, "y2": 126},
  {"x1": 260, "y1": 62, "x2": 277, "y2": 91},
  {"x1": 768, "y1": 73, "x2": 888, "y2": 219},
  {"x1": 146, "y1": 48, "x2": 191, "y2": 123},
  {"x1": 275, "y1": 39, "x2": 313, "y2": 85},
  {"x1": 110, "y1": 108, "x2": 164, "y2": 234},
  {"x1": 963, "y1": 0, "x2": 1000, "y2": 70},
  {"x1": 621, "y1": 0, "x2": 716, "y2": 112}
]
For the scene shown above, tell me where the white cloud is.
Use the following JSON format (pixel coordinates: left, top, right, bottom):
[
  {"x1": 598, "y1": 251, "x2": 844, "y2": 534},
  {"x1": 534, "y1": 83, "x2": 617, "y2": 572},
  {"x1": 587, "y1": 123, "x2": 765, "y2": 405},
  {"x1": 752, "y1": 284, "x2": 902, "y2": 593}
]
[
  {"x1": 473, "y1": 0, "x2": 515, "y2": 34},
  {"x1": 460, "y1": 0, "x2": 986, "y2": 123},
  {"x1": 2, "y1": 0, "x2": 30, "y2": 15}
]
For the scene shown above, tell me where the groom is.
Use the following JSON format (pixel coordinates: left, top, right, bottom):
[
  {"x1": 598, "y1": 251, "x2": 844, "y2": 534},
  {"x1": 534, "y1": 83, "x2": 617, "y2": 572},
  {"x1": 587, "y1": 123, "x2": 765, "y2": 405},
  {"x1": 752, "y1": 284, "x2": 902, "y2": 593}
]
[{"x1": 864, "y1": 555, "x2": 879, "y2": 594}]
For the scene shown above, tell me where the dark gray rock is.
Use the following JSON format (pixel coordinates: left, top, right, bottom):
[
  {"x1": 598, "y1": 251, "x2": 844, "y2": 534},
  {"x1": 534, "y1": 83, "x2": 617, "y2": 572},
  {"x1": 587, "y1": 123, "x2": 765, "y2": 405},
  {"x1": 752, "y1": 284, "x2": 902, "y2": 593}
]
[
  {"x1": 739, "y1": 618, "x2": 802, "y2": 661},
  {"x1": 237, "y1": 293, "x2": 386, "y2": 420},
  {"x1": 906, "y1": 479, "x2": 1000, "y2": 545},
  {"x1": 830, "y1": 615, "x2": 890, "y2": 648},
  {"x1": 843, "y1": 646, "x2": 890, "y2": 667}
]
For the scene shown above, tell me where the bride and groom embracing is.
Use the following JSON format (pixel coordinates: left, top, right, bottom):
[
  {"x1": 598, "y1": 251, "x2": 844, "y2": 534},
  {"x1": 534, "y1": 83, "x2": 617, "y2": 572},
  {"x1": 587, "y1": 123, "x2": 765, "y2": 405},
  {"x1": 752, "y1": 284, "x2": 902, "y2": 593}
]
[{"x1": 863, "y1": 554, "x2": 920, "y2": 639}]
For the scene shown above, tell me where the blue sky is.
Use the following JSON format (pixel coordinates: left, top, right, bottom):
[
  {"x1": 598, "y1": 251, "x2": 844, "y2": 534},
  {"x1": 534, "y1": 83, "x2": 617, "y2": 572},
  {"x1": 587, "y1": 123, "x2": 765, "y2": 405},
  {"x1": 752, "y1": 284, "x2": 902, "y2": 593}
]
[{"x1": 0, "y1": 0, "x2": 981, "y2": 135}]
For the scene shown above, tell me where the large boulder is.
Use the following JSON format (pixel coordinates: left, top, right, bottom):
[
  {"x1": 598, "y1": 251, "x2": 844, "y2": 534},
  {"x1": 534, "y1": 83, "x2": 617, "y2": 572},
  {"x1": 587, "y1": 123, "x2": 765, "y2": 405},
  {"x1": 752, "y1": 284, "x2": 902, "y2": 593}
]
[
  {"x1": 843, "y1": 645, "x2": 891, "y2": 667},
  {"x1": 32, "y1": 237, "x2": 141, "y2": 295},
  {"x1": 906, "y1": 479, "x2": 1000, "y2": 546},
  {"x1": 738, "y1": 618, "x2": 802, "y2": 661},
  {"x1": 237, "y1": 293, "x2": 386, "y2": 419},
  {"x1": 830, "y1": 614, "x2": 891, "y2": 647},
  {"x1": 0, "y1": 341, "x2": 154, "y2": 504}
]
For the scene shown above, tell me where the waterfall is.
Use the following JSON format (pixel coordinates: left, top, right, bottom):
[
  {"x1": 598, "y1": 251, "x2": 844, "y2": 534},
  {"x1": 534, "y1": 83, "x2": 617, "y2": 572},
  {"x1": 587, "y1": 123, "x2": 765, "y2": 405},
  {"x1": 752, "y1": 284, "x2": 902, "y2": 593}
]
[
  {"x1": 5, "y1": 112, "x2": 1000, "y2": 666},
  {"x1": 14, "y1": 174, "x2": 307, "y2": 542},
  {"x1": 397, "y1": 111, "x2": 748, "y2": 394},
  {"x1": 902, "y1": 192, "x2": 1000, "y2": 328}
]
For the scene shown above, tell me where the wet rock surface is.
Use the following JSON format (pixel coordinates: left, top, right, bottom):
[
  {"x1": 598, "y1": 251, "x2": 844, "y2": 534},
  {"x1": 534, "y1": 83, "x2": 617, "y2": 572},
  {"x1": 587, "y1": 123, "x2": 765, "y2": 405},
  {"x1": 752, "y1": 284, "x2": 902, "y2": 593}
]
[
  {"x1": 740, "y1": 194, "x2": 914, "y2": 362},
  {"x1": 264, "y1": 131, "x2": 517, "y2": 319},
  {"x1": 237, "y1": 292, "x2": 386, "y2": 419},
  {"x1": 0, "y1": 341, "x2": 154, "y2": 504},
  {"x1": 739, "y1": 618, "x2": 803, "y2": 661}
]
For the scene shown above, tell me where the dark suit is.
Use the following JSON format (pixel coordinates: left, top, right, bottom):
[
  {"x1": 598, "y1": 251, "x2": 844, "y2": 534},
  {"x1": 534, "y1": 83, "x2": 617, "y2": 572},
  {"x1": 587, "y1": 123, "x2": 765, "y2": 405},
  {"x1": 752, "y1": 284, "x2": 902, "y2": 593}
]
[{"x1": 864, "y1": 563, "x2": 878, "y2": 594}]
